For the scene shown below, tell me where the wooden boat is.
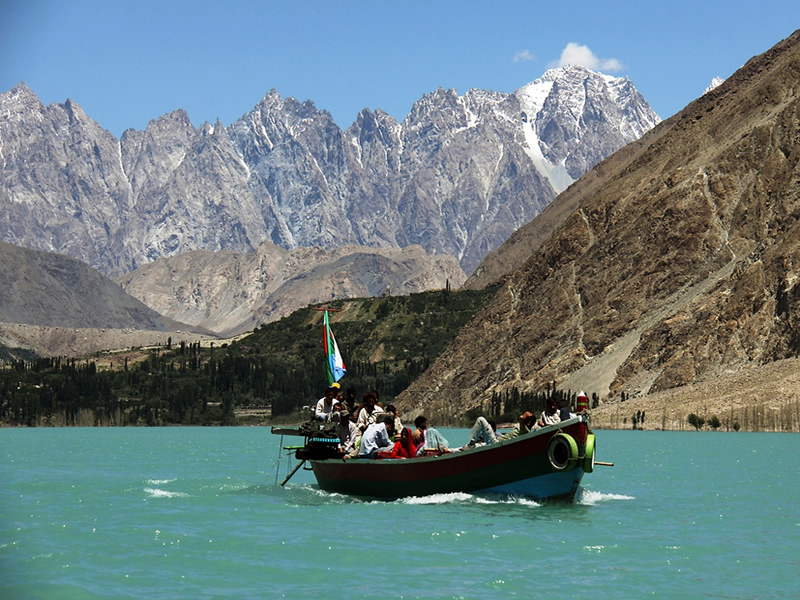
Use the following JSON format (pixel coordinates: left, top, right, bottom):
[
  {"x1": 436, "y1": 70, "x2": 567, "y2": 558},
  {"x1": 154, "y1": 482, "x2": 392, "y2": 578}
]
[{"x1": 272, "y1": 415, "x2": 596, "y2": 501}]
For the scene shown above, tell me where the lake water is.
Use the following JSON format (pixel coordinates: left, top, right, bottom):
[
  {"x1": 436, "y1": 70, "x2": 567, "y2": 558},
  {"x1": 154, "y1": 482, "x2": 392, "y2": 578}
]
[{"x1": 1, "y1": 427, "x2": 798, "y2": 599}]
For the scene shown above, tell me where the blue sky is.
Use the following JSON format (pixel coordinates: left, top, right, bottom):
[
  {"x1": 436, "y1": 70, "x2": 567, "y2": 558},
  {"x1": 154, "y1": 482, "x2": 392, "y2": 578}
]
[{"x1": 2, "y1": 1, "x2": 799, "y2": 137}]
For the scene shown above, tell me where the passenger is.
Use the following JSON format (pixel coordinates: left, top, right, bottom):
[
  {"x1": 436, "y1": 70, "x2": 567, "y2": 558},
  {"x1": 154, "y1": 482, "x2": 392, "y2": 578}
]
[
  {"x1": 559, "y1": 400, "x2": 576, "y2": 421},
  {"x1": 467, "y1": 412, "x2": 535, "y2": 446},
  {"x1": 330, "y1": 401, "x2": 347, "y2": 424},
  {"x1": 344, "y1": 387, "x2": 358, "y2": 413},
  {"x1": 357, "y1": 414, "x2": 396, "y2": 459},
  {"x1": 412, "y1": 416, "x2": 427, "y2": 451},
  {"x1": 314, "y1": 384, "x2": 339, "y2": 421},
  {"x1": 371, "y1": 389, "x2": 385, "y2": 412},
  {"x1": 376, "y1": 427, "x2": 415, "y2": 459},
  {"x1": 412, "y1": 415, "x2": 450, "y2": 455},
  {"x1": 336, "y1": 408, "x2": 358, "y2": 457},
  {"x1": 356, "y1": 393, "x2": 384, "y2": 433},
  {"x1": 384, "y1": 404, "x2": 404, "y2": 440},
  {"x1": 536, "y1": 398, "x2": 562, "y2": 428},
  {"x1": 501, "y1": 411, "x2": 536, "y2": 439},
  {"x1": 466, "y1": 417, "x2": 498, "y2": 446}
]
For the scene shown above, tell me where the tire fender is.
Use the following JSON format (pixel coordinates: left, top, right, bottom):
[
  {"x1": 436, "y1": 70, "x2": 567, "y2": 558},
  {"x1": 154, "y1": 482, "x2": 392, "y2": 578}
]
[
  {"x1": 583, "y1": 433, "x2": 596, "y2": 473},
  {"x1": 547, "y1": 433, "x2": 579, "y2": 471}
]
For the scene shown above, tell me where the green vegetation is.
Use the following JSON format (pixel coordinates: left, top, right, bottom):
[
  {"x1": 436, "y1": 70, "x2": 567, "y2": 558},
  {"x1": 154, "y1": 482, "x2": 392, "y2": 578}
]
[
  {"x1": 688, "y1": 413, "x2": 705, "y2": 430},
  {"x1": 464, "y1": 385, "x2": 594, "y2": 426},
  {"x1": 0, "y1": 287, "x2": 498, "y2": 426},
  {"x1": 687, "y1": 413, "x2": 723, "y2": 431}
]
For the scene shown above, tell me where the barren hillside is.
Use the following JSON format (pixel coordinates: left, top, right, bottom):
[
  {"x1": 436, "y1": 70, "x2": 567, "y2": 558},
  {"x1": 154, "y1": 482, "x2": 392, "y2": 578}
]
[{"x1": 396, "y1": 30, "x2": 800, "y2": 426}]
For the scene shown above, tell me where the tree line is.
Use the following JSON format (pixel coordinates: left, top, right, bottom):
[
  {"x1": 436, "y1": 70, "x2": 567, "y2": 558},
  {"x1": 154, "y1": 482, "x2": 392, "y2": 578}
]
[
  {"x1": 463, "y1": 385, "x2": 599, "y2": 425},
  {"x1": 0, "y1": 288, "x2": 497, "y2": 426}
]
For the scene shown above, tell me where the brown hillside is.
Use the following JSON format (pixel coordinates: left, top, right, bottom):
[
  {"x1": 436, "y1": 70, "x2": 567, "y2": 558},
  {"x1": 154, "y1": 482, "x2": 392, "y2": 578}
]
[{"x1": 397, "y1": 30, "x2": 800, "y2": 429}]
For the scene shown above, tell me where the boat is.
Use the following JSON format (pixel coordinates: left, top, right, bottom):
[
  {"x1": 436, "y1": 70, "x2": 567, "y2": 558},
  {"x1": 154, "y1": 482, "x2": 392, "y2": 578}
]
[
  {"x1": 270, "y1": 309, "x2": 600, "y2": 501},
  {"x1": 271, "y1": 414, "x2": 596, "y2": 501}
]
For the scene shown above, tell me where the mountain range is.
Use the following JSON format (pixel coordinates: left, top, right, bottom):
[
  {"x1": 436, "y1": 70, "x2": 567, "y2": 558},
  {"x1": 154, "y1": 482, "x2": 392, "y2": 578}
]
[
  {"x1": 3, "y1": 28, "x2": 799, "y2": 425},
  {"x1": 1, "y1": 66, "x2": 659, "y2": 280}
]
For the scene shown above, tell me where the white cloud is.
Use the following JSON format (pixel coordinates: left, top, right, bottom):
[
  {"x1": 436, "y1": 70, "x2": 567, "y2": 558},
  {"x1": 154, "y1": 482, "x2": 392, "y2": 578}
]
[
  {"x1": 549, "y1": 43, "x2": 625, "y2": 73},
  {"x1": 513, "y1": 50, "x2": 535, "y2": 63}
]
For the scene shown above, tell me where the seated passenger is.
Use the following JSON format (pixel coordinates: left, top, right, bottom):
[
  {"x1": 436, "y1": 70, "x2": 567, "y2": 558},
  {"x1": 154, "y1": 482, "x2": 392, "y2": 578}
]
[
  {"x1": 466, "y1": 417, "x2": 498, "y2": 446},
  {"x1": 412, "y1": 415, "x2": 427, "y2": 450},
  {"x1": 336, "y1": 406, "x2": 358, "y2": 457},
  {"x1": 536, "y1": 398, "x2": 561, "y2": 428},
  {"x1": 500, "y1": 411, "x2": 536, "y2": 439},
  {"x1": 344, "y1": 387, "x2": 358, "y2": 413},
  {"x1": 314, "y1": 384, "x2": 340, "y2": 421},
  {"x1": 357, "y1": 414, "x2": 395, "y2": 459},
  {"x1": 384, "y1": 404, "x2": 404, "y2": 440},
  {"x1": 412, "y1": 415, "x2": 450, "y2": 455},
  {"x1": 356, "y1": 393, "x2": 384, "y2": 433},
  {"x1": 376, "y1": 427, "x2": 415, "y2": 459},
  {"x1": 467, "y1": 412, "x2": 535, "y2": 446}
]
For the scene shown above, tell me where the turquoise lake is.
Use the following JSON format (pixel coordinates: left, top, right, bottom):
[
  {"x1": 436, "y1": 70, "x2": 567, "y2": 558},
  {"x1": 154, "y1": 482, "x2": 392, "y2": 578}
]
[{"x1": 2, "y1": 427, "x2": 798, "y2": 599}]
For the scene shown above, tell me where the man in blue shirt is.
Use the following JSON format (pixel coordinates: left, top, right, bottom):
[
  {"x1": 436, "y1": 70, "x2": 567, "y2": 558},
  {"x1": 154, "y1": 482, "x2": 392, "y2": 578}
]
[{"x1": 357, "y1": 414, "x2": 395, "y2": 458}]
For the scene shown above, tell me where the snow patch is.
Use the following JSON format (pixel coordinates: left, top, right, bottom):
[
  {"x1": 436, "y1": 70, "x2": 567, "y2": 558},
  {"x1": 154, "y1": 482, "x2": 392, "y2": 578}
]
[{"x1": 520, "y1": 119, "x2": 573, "y2": 193}]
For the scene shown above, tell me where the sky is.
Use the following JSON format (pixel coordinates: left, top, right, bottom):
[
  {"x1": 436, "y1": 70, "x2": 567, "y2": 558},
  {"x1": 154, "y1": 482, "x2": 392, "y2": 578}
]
[{"x1": 2, "y1": 1, "x2": 800, "y2": 138}]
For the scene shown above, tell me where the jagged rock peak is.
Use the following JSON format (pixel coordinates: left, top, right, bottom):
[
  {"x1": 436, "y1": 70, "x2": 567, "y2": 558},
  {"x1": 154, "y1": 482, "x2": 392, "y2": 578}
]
[
  {"x1": 1, "y1": 82, "x2": 41, "y2": 106},
  {"x1": 0, "y1": 83, "x2": 45, "y2": 125},
  {"x1": 146, "y1": 109, "x2": 194, "y2": 131},
  {"x1": 518, "y1": 65, "x2": 660, "y2": 127}
]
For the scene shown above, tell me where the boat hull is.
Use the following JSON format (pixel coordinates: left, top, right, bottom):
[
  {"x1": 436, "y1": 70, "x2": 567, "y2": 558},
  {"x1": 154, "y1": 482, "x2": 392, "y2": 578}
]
[{"x1": 309, "y1": 417, "x2": 590, "y2": 500}]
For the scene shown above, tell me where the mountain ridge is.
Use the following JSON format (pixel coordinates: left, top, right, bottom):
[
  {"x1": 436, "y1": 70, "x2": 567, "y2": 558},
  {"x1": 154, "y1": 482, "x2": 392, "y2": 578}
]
[
  {"x1": 115, "y1": 240, "x2": 466, "y2": 336},
  {"x1": 1, "y1": 67, "x2": 659, "y2": 277},
  {"x1": 0, "y1": 241, "x2": 197, "y2": 333}
]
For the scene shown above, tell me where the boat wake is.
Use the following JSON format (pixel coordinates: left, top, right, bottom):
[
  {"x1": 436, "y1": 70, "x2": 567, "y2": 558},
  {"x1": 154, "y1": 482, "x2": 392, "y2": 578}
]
[
  {"x1": 143, "y1": 487, "x2": 189, "y2": 499},
  {"x1": 280, "y1": 485, "x2": 545, "y2": 506},
  {"x1": 281, "y1": 484, "x2": 632, "y2": 507},
  {"x1": 576, "y1": 488, "x2": 635, "y2": 505},
  {"x1": 398, "y1": 492, "x2": 541, "y2": 506}
]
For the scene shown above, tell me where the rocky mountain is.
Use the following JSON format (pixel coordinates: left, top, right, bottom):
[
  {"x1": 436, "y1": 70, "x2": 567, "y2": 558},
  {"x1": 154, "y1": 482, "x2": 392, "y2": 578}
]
[
  {"x1": 394, "y1": 30, "x2": 800, "y2": 418},
  {"x1": 1, "y1": 67, "x2": 659, "y2": 278},
  {"x1": 0, "y1": 241, "x2": 194, "y2": 332},
  {"x1": 0, "y1": 237, "x2": 464, "y2": 356},
  {"x1": 116, "y1": 242, "x2": 466, "y2": 336}
]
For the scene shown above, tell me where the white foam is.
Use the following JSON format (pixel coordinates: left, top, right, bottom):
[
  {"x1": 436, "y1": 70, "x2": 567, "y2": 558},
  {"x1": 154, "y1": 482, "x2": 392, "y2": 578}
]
[
  {"x1": 399, "y1": 492, "x2": 541, "y2": 506},
  {"x1": 577, "y1": 489, "x2": 635, "y2": 505},
  {"x1": 400, "y1": 492, "x2": 475, "y2": 504},
  {"x1": 143, "y1": 487, "x2": 189, "y2": 499}
]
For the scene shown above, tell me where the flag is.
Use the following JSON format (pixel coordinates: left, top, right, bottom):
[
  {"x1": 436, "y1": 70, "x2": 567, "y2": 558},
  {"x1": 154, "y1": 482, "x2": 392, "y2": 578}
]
[{"x1": 323, "y1": 310, "x2": 346, "y2": 385}]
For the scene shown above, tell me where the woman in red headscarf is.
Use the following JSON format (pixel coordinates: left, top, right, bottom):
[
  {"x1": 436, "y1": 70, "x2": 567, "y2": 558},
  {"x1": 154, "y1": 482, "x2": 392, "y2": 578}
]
[{"x1": 376, "y1": 427, "x2": 415, "y2": 459}]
